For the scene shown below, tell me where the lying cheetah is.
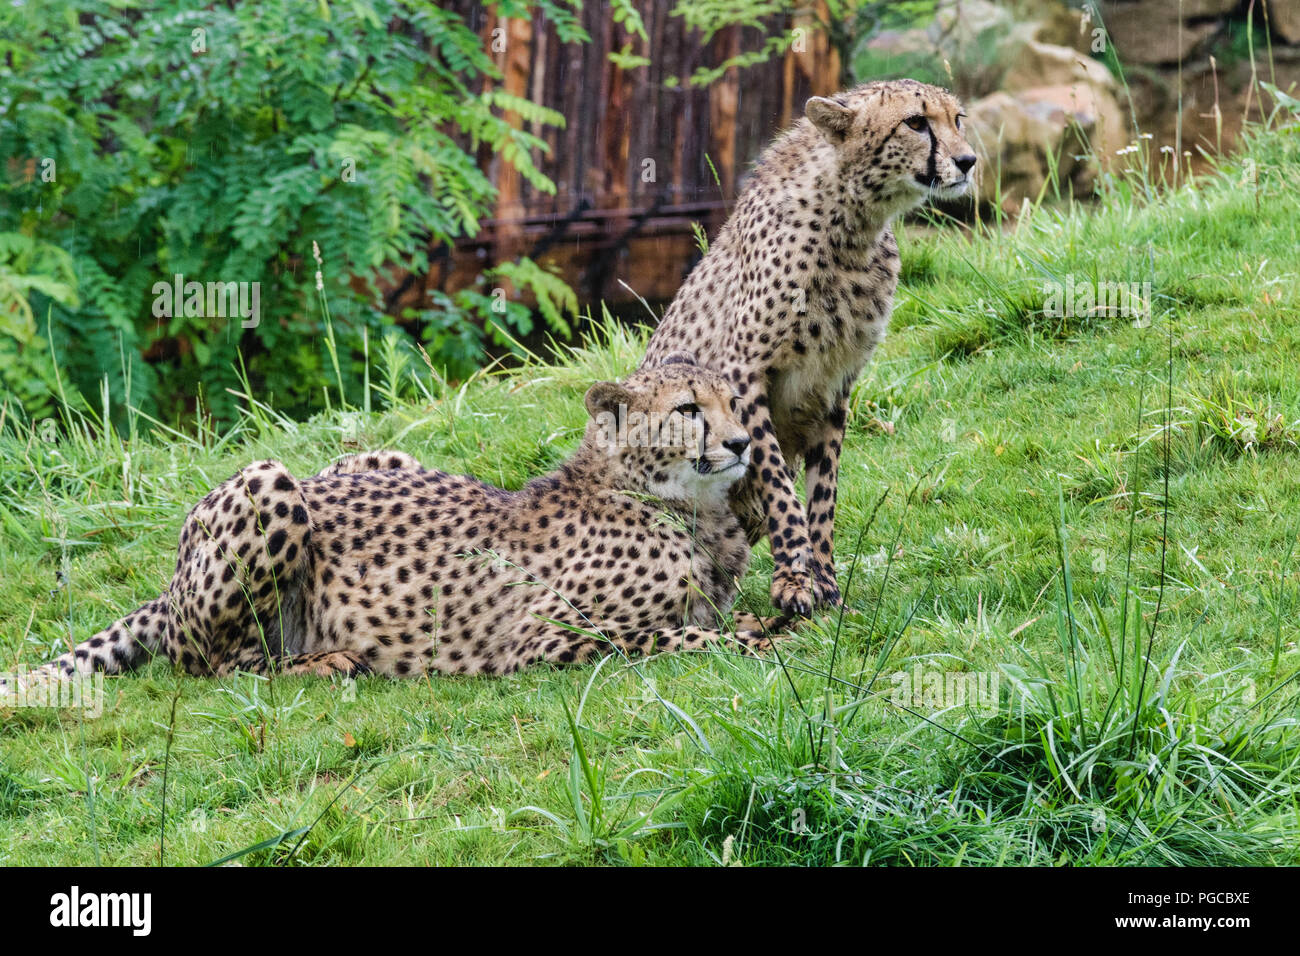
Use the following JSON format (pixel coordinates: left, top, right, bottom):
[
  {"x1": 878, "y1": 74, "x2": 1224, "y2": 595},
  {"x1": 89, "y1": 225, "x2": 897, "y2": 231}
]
[
  {"x1": 14, "y1": 357, "x2": 783, "y2": 683},
  {"x1": 643, "y1": 79, "x2": 975, "y2": 614}
]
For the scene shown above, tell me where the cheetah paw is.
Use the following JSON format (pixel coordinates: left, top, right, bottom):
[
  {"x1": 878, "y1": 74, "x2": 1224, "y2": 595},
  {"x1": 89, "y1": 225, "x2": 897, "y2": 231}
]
[
  {"x1": 734, "y1": 619, "x2": 794, "y2": 655},
  {"x1": 294, "y1": 651, "x2": 371, "y2": 678},
  {"x1": 811, "y1": 566, "x2": 843, "y2": 610},
  {"x1": 732, "y1": 612, "x2": 792, "y2": 633},
  {"x1": 770, "y1": 570, "x2": 814, "y2": 617}
]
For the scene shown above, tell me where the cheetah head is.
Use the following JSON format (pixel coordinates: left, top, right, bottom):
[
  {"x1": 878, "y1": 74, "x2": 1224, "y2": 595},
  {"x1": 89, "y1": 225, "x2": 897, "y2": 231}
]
[
  {"x1": 584, "y1": 352, "x2": 750, "y2": 504},
  {"x1": 806, "y1": 80, "x2": 975, "y2": 213}
]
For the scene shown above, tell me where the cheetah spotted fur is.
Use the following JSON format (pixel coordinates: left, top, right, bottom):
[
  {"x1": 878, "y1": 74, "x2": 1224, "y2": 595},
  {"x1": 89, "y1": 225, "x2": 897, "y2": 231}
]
[
  {"x1": 11, "y1": 358, "x2": 786, "y2": 685},
  {"x1": 642, "y1": 80, "x2": 975, "y2": 615}
]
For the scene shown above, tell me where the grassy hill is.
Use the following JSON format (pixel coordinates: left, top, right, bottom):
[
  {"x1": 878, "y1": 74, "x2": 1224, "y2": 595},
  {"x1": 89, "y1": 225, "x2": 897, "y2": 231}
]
[{"x1": 2, "y1": 121, "x2": 1299, "y2": 866}]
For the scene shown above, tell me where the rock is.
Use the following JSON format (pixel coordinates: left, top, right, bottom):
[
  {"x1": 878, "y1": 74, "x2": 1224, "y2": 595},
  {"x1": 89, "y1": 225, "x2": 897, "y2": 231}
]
[
  {"x1": 851, "y1": 0, "x2": 1037, "y2": 98},
  {"x1": 966, "y1": 80, "x2": 1127, "y2": 213},
  {"x1": 931, "y1": 0, "x2": 1014, "y2": 37},
  {"x1": 1032, "y1": 4, "x2": 1100, "y2": 54},
  {"x1": 1003, "y1": 40, "x2": 1117, "y2": 93},
  {"x1": 1177, "y1": 0, "x2": 1246, "y2": 15},
  {"x1": 1098, "y1": 2, "x2": 1219, "y2": 64},
  {"x1": 854, "y1": 27, "x2": 948, "y2": 90},
  {"x1": 930, "y1": 0, "x2": 1039, "y2": 95},
  {"x1": 1120, "y1": 67, "x2": 1178, "y2": 137},
  {"x1": 1264, "y1": 0, "x2": 1300, "y2": 44},
  {"x1": 1019, "y1": 82, "x2": 1127, "y2": 161},
  {"x1": 1002, "y1": 41, "x2": 1127, "y2": 161}
]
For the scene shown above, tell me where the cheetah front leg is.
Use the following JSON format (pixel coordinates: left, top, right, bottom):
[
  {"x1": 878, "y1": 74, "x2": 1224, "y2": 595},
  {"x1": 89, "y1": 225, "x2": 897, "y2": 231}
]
[
  {"x1": 803, "y1": 393, "x2": 848, "y2": 608},
  {"x1": 738, "y1": 386, "x2": 815, "y2": 615}
]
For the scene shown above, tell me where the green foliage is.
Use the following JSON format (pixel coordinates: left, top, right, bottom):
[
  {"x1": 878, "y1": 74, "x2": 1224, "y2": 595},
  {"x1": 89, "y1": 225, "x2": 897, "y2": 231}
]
[
  {"x1": 609, "y1": 0, "x2": 648, "y2": 44},
  {"x1": 848, "y1": 0, "x2": 1014, "y2": 95},
  {"x1": 0, "y1": 234, "x2": 79, "y2": 421},
  {"x1": 0, "y1": 0, "x2": 579, "y2": 428},
  {"x1": 490, "y1": 257, "x2": 577, "y2": 341},
  {"x1": 664, "y1": 0, "x2": 889, "y2": 88},
  {"x1": 1182, "y1": 372, "x2": 1300, "y2": 459},
  {"x1": 852, "y1": 0, "x2": 938, "y2": 32},
  {"x1": 404, "y1": 255, "x2": 575, "y2": 383},
  {"x1": 672, "y1": 0, "x2": 793, "y2": 37},
  {"x1": 667, "y1": 0, "x2": 823, "y2": 87},
  {"x1": 0, "y1": 233, "x2": 79, "y2": 338}
]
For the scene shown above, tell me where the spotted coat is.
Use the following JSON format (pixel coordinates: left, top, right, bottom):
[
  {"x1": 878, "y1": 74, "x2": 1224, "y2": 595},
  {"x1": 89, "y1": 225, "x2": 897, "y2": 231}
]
[
  {"x1": 14, "y1": 360, "x2": 786, "y2": 683},
  {"x1": 642, "y1": 80, "x2": 976, "y2": 614}
]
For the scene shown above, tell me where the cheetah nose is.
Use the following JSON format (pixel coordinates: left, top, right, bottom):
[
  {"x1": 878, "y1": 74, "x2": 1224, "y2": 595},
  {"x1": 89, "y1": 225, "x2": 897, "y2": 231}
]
[
  {"x1": 723, "y1": 436, "x2": 751, "y2": 456},
  {"x1": 954, "y1": 153, "x2": 977, "y2": 175}
]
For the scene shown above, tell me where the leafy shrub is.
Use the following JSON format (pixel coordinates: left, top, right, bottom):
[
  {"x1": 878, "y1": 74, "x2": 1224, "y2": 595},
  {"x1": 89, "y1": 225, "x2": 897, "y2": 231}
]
[{"x1": 0, "y1": 0, "x2": 582, "y2": 427}]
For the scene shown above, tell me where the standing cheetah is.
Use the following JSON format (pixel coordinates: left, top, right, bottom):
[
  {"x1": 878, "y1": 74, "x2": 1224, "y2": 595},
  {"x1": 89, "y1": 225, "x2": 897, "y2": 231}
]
[
  {"x1": 13, "y1": 357, "x2": 784, "y2": 684},
  {"x1": 643, "y1": 80, "x2": 975, "y2": 614}
]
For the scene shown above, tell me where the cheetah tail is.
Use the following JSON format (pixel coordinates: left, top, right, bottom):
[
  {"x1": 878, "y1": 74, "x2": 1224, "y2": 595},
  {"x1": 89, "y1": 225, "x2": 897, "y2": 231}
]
[{"x1": 18, "y1": 595, "x2": 171, "y2": 685}]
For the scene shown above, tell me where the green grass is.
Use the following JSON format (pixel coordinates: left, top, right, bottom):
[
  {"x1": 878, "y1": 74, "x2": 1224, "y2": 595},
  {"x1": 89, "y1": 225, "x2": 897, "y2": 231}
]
[{"x1": 3, "y1": 121, "x2": 1300, "y2": 866}]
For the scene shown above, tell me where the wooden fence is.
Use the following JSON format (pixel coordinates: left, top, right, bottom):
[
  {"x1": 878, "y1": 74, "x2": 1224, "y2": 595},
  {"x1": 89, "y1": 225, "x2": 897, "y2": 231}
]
[{"x1": 387, "y1": 1, "x2": 843, "y2": 318}]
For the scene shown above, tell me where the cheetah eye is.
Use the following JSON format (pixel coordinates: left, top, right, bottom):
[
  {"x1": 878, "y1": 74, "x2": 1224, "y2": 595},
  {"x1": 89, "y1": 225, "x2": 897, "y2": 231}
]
[
  {"x1": 674, "y1": 402, "x2": 701, "y2": 417},
  {"x1": 904, "y1": 115, "x2": 928, "y2": 132},
  {"x1": 955, "y1": 113, "x2": 965, "y2": 130}
]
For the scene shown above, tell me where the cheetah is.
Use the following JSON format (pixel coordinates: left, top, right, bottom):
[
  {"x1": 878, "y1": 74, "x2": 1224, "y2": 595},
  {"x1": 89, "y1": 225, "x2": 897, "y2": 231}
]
[
  {"x1": 643, "y1": 79, "x2": 975, "y2": 615},
  {"x1": 11, "y1": 357, "x2": 785, "y2": 685}
]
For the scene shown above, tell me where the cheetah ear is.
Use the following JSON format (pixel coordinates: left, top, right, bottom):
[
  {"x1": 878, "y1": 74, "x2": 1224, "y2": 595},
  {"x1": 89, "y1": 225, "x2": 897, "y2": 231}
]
[
  {"x1": 807, "y1": 96, "x2": 853, "y2": 145},
  {"x1": 658, "y1": 350, "x2": 698, "y2": 368},
  {"x1": 585, "y1": 381, "x2": 633, "y2": 418}
]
